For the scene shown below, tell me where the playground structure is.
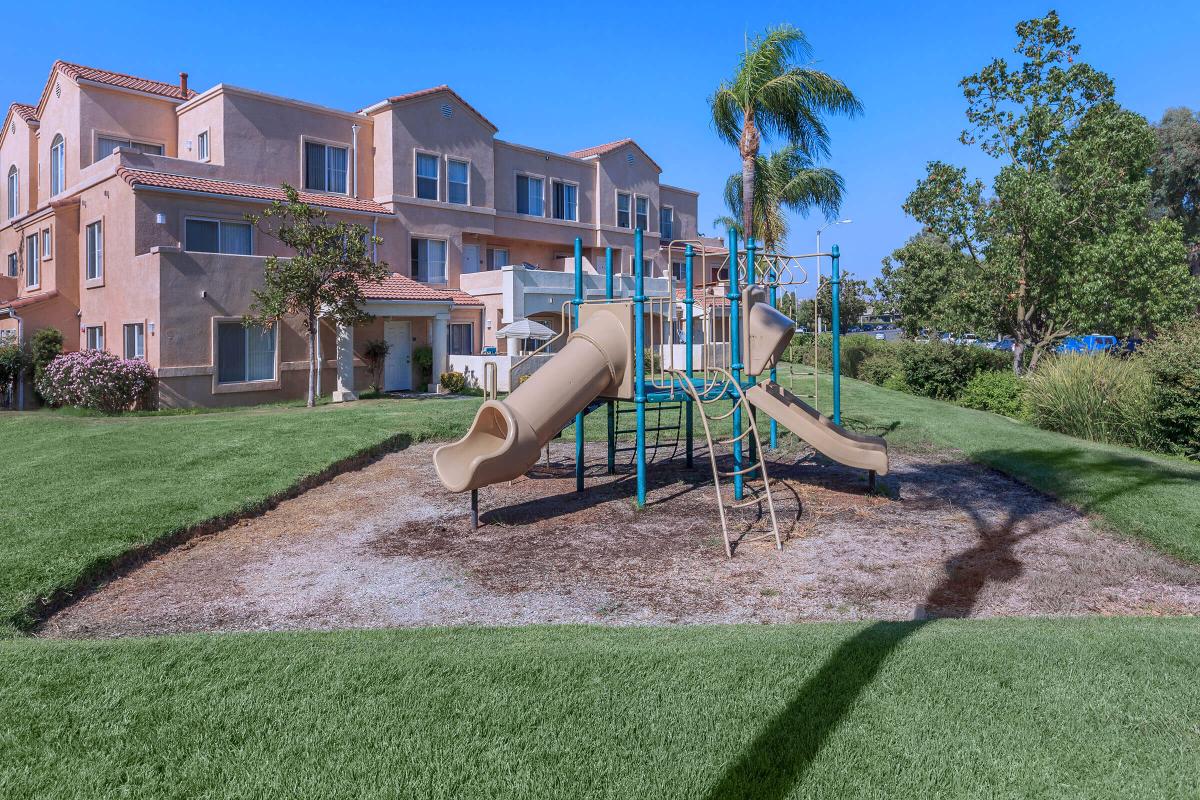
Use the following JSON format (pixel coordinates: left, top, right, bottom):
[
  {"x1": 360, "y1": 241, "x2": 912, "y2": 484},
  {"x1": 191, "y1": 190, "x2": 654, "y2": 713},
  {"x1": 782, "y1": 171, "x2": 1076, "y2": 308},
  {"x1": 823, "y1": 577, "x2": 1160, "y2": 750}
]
[{"x1": 433, "y1": 229, "x2": 889, "y2": 555}]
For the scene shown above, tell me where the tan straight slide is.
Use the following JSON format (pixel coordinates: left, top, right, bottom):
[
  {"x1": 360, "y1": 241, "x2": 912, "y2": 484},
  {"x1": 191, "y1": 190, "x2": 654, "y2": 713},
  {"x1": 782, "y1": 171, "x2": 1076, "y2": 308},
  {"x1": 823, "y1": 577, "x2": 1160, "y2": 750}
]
[
  {"x1": 746, "y1": 381, "x2": 889, "y2": 476},
  {"x1": 433, "y1": 305, "x2": 632, "y2": 493}
]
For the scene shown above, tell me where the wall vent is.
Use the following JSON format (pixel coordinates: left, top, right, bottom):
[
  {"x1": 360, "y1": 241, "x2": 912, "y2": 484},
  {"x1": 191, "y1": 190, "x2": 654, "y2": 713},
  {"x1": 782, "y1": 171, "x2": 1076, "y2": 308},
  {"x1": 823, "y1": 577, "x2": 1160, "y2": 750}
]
[
  {"x1": 441, "y1": 102, "x2": 453, "y2": 119},
  {"x1": 626, "y1": 152, "x2": 635, "y2": 165},
  {"x1": 55, "y1": 83, "x2": 61, "y2": 98}
]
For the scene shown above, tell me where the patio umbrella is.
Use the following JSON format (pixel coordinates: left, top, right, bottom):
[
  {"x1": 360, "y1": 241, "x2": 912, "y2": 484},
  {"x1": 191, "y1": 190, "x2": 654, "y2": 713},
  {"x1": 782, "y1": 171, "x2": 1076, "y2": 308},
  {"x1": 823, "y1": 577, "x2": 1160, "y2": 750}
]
[{"x1": 495, "y1": 318, "x2": 557, "y2": 340}]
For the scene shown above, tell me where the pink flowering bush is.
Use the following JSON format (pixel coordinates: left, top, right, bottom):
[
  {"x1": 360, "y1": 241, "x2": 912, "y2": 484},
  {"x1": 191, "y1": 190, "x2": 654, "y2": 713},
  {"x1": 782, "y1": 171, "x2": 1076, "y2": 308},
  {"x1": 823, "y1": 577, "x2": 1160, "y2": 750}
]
[{"x1": 37, "y1": 350, "x2": 158, "y2": 413}]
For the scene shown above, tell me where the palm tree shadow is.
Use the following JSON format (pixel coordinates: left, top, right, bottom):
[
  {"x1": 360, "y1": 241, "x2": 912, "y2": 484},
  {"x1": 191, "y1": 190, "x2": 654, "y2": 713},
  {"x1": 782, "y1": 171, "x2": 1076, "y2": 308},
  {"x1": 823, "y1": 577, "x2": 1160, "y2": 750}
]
[{"x1": 700, "y1": 484, "x2": 1045, "y2": 800}]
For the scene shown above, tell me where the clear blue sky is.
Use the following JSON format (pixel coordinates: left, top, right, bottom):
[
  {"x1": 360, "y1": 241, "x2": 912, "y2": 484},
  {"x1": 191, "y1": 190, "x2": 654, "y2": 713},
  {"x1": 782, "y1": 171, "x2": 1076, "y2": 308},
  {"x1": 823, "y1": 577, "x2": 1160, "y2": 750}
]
[{"x1": 5, "y1": 0, "x2": 1196, "y2": 284}]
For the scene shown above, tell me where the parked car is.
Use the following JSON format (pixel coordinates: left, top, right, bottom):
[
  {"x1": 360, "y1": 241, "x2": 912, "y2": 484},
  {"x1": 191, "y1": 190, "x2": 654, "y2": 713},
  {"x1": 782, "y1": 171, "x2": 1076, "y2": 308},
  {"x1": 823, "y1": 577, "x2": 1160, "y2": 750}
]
[
  {"x1": 987, "y1": 338, "x2": 1015, "y2": 352},
  {"x1": 1057, "y1": 334, "x2": 1118, "y2": 354}
]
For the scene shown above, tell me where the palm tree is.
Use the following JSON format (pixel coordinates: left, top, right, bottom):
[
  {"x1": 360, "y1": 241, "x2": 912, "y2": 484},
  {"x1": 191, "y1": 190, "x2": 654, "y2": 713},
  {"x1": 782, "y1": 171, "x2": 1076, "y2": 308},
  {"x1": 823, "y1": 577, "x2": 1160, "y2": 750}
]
[
  {"x1": 720, "y1": 144, "x2": 844, "y2": 251},
  {"x1": 710, "y1": 24, "x2": 861, "y2": 241}
]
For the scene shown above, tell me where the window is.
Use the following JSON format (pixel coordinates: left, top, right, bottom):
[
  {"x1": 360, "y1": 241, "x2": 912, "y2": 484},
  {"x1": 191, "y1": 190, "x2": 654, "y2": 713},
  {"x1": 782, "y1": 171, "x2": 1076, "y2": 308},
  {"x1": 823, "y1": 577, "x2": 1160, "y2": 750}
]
[
  {"x1": 635, "y1": 196, "x2": 649, "y2": 231},
  {"x1": 449, "y1": 323, "x2": 473, "y2": 355},
  {"x1": 50, "y1": 135, "x2": 65, "y2": 195},
  {"x1": 85, "y1": 325, "x2": 104, "y2": 351},
  {"x1": 6, "y1": 253, "x2": 15, "y2": 278},
  {"x1": 447, "y1": 159, "x2": 469, "y2": 205},
  {"x1": 303, "y1": 141, "x2": 348, "y2": 193},
  {"x1": 552, "y1": 180, "x2": 577, "y2": 221},
  {"x1": 185, "y1": 218, "x2": 253, "y2": 255},
  {"x1": 410, "y1": 237, "x2": 447, "y2": 283},
  {"x1": 616, "y1": 192, "x2": 631, "y2": 228},
  {"x1": 628, "y1": 256, "x2": 652, "y2": 276},
  {"x1": 660, "y1": 206, "x2": 674, "y2": 240},
  {"x1": 6, "y1": 166, "x2": 17, "y2": 219},
  {"x1": 41, "y1": 228, "x2": 52, "y2": 259},
  {"x1": 671, "y1": 261, "x2": 685, "y2": 281},
  {"x1": 123, "y1": 323, "x2": 145, "y2": 359},
  {"x1": 96, "y1": 136, "x2": 163, "y2": 161},
  {"x1": 487, "y1": 248, "x2": 509, "y2": 270},
  {"x1": 516, "y1": 174, "x2": 543, "y2": 216},
  {"x1": 415, "y1": 153, "x2": 439, "y2": 200},
  {"x1": 217, "y1": 321, "x2": 276, "y2": 384},
  {"x1": 86, "y1": 221, "x2": 103, "y2": 281},
  {"x1": 197, "y1": 130, "x2": 209, "y2": 161},
  {"x1": 25, "y1": 233, "x2": 39, "y2": 287}
]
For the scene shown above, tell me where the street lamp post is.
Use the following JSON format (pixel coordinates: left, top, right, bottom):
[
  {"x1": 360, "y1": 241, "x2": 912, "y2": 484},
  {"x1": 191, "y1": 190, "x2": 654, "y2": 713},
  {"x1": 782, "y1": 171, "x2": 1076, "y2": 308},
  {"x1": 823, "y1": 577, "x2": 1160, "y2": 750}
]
[{"x1": 815, "y1": 219, "x2": 852, "y2": 333}]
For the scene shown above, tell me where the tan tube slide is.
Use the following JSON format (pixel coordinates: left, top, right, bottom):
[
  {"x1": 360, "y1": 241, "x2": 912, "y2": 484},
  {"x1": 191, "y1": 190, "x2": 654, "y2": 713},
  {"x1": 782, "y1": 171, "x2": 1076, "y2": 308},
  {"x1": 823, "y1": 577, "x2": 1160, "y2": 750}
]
[
  {"x1": 433, "y1": 306, "x2": 630, "y2": 493},
  {"x1": 746, "y1": 381, "x2": 889, "y2": 475}
]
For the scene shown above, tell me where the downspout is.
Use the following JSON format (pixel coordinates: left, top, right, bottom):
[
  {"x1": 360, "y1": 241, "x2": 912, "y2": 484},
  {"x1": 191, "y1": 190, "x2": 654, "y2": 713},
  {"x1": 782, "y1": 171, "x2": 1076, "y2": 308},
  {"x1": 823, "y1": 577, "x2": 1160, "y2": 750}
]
[{"x1": 351, "y1": 124, "x2": 360, "y2": 199}]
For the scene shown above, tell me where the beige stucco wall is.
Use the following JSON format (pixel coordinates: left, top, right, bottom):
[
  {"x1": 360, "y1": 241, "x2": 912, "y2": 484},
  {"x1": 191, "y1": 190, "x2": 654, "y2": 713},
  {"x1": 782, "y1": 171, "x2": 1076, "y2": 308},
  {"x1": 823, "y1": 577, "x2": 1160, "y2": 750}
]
[{"x1": 1, "y1": 107, "x2": 39, "y2": 220}]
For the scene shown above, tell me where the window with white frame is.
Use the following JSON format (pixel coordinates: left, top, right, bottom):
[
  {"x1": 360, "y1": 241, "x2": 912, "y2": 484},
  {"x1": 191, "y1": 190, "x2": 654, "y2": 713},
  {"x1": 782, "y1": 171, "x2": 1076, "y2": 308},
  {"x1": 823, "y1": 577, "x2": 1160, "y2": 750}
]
[
  {"x1": 25, "y1": 233, "x2": 39, "y2": 286},
  {"x1": 303, "y1": 141, "x2": 348, "y2": 193},
  {"x1": 6, "y1": 166, "x2": 17, "y2": 219},
  {"x1": 6, "y1": 253, "x2": 15, "y2": 278},
  {"x1": 415, "y1": 153, "x2": 439, "y2": 200},
  {"x1": 447, "y1": 159, "x2": 469, "y2": 205},
  {"x1": 216, "y1": 321, "x2": 276, "y2": 384},
  {"x1": 660, "y1": 206, "x2": 674, "y2": 240},
  {"x1": 552, "y1": 180, "x2": 577, "y2": 221},
  {"x1": 516, "y1": 174, "x2": 543, "y2": 216},
  {"x1": 95, "y1": 136, "x2": 163, "y2": 161},
  {"x1": 411, "y1": 237, "x2": 447, "y2": 283},
  {"x1": 671, "y1": 261, "x2": 685, "y2": 281},
  {"x1": 86, "y1": 221, "x2": 103, "y2": 281},
  {"x1": 448, "y1": 323, "x2": 473, "y2": 355},
  {"x1": 50, "y1": 135, "x2": 65, "y2": 195},
  {"x1": 41, "y1": 228, "x2": 52, "y2": 259},
  {"x1": 635, "y1": 196, "x2": 649, "y2": 231},
  {"x1": 487, "y1": 248, "x2": 509, "y2": 270},
  {"x1": 197, "y1": 130, "x2": 209, "y2": 161},
  {"x1": 123, "y1": 323, "x2": 145, "y2": 359},
  {"x1": 85, "y1": 325, "x2": 104, "y2": 351},
  {"x1": 185, "y1": 218, "x2": 253, "y2": 255},
  {"x1": 616, "y1": 192, "x2": 631, "y2": 228}
]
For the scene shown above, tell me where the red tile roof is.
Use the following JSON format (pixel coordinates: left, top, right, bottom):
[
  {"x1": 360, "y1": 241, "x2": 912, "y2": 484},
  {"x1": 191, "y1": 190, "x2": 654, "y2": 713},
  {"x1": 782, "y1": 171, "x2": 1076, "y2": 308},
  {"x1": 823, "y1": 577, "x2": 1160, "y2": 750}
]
[
  {"x1": 372, "y1": 85, "x2": 497, "y2": 132},
  {"x1": 55, "y1": 61, "x2": 195, "y2": 101},
  {"x1": 3, "y1": 290, "x2": 60, "y2": 311},
  {"x1": 9, "y1": 103, "x2": 37, "y2": 123},
  {"x1": 567, "y1": 138, "x2": 635, "y2": 160},
  {"x1": 360, "y1": 273, "x2": 482, "y2": 306},
  {"x1": 115, "y1": 167, "x2": 390, "y2": 215}
]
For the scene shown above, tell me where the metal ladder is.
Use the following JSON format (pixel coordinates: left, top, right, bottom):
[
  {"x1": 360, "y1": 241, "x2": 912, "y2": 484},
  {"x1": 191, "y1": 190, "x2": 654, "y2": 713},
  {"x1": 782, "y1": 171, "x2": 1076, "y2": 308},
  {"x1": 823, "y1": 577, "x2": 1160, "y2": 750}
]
[{"x1": 669, "y1": 368, "x2": 781, "y2": 557}]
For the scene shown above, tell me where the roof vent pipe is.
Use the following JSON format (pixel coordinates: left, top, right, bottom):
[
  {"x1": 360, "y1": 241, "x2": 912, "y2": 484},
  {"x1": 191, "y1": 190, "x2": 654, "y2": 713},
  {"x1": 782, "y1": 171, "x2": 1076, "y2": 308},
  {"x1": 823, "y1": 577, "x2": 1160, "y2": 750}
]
[
  {"x1": 179, "y1": 72, "x2": 188, "y2": 97},
  {"x1": 351, "y1": 124, "x2": 360, "y2": 199}
]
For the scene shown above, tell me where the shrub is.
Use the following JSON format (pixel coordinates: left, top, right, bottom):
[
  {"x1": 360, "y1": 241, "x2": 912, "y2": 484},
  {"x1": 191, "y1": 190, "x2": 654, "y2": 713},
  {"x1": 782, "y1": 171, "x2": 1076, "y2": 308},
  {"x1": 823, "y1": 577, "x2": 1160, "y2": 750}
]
[
  {"x1": 858, "y1": 348, "x2": 904, "y2": 386},
  {"x1": 1024, "y1": 354, "x2": 1152, "y2": 448},
  {"x1": 362, "y1": 339, "x2": 390, "y2": 392},
  {"x1": 897, "y1": 340, "x2": 980, "y2": 401},
  {"x1": 439, "y1": 371, "x2": 466, "y2": 394},
  {"x1": 29, "y1": 327, "x2": 63, "y2": 396},
  {"x1": 37, "y1": 350, "x2": 158, "y2": 413},
  {"x1": 0, "y1": 343, "x2": 31, "y2": 406},
  {"x1": 959, "y1": 370, "x2": 1026, "y2": 418},
  {"x1": 412, "y1": 346, "x2": 433, "y2": 388},
  {"x1": 781, "y1": 333, "x2": 892, "y2": 380},
  {"x1": 1139, "y1": 322, "x2": 1200, "y2": 459}
]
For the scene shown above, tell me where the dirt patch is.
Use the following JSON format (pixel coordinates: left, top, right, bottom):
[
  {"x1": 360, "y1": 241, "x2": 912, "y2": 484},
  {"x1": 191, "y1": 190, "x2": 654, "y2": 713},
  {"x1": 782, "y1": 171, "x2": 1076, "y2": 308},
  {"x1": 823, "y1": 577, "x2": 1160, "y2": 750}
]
[{"x1": 41, "y1": 442, "x2": 1200, "y2": 638}]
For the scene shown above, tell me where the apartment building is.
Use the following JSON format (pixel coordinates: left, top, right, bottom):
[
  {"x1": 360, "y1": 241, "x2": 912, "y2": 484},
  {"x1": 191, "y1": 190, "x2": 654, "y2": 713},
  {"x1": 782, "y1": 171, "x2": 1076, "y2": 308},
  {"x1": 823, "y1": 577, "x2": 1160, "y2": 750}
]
[{"x1": 0, "y1": 61, "x2": 708, "y2": 406}]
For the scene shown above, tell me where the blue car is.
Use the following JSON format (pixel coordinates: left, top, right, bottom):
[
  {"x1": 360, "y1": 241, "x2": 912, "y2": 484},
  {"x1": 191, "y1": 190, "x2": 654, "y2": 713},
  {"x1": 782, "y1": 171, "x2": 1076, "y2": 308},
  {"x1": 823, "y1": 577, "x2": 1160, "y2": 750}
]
[{"x1": 1057, "y1": 334, "x2": 1118, "y2": 354}]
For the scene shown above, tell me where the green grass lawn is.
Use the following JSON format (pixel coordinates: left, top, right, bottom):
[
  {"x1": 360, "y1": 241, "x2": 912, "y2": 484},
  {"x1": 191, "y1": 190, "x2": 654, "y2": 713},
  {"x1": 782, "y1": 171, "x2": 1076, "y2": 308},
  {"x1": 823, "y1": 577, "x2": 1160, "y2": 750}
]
[
  {"x1": 0, "y1": 397, "x2": 482, "y2": 635},
  {"x1": 2, "y1": 619, "x2": 1197, "y2": 799}
]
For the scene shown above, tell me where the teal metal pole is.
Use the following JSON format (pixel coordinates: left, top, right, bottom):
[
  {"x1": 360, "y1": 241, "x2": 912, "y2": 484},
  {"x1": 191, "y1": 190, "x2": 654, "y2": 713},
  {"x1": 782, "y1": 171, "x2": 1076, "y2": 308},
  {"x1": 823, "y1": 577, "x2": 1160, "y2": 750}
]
[
  {"x1": 831, "y1": 243, "x2": 842, "y2": 426},
  {"x1": 605, "y1": 247, "x2": 615, "y2": 475},
  {"x1": 634, "y1": 229, "x2": 647, "y2": 506},
  {"x1": 746, "y1": 239, "x2": 757, "y2": 465},
  {"x1": 573, "y1": 237, "x2": 584, "y2": 491},
  {"x1": 768, "y1": 268, "x2": 778, "y2": 449},
  {"x1": 684, "y1": 244, "x2": 695, "y2": 468},
  {"x1": 728, "y1": 228, "x2": 743, "y2": 501}
]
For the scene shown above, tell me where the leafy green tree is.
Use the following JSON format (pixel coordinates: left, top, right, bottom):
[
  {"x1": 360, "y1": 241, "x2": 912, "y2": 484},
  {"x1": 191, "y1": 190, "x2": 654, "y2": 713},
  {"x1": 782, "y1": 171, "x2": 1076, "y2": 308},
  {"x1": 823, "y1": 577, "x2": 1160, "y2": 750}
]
[
  {"x1": 1151, "y1": 107, "x2": 1200, "y2": 244},
  {"x1": 875, "y1": 234, "x2": 977, "y2": 337},
  {"x1": 719, "y1": 144, "x2": 844, "y2": 252},
  {"x1": 796, "y1": 270, "x2": 872, "y2": 330},
  {"x1": 29, "y1": 327, "x2": 64, "y2": 403},
  {"x1": 709, "y1": 24, "x2": 860, "y2": 240},
  {"x1": 247, "y1": 186, "x2": 389, "y2": 407},
  {"x1": 896, "y1": 12, "x2": 1197, "y2": 373}
]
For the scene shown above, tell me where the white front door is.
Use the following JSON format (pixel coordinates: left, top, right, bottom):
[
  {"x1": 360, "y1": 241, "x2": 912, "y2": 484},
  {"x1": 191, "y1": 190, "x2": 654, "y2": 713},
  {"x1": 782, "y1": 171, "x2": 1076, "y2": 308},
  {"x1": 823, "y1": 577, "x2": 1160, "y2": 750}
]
[
  {"x1": 383, "y1": 320, "x2": 412, "y2": 391},
  {"x1": 462, "y1": 244, "x2": 481, "y2": 275}
]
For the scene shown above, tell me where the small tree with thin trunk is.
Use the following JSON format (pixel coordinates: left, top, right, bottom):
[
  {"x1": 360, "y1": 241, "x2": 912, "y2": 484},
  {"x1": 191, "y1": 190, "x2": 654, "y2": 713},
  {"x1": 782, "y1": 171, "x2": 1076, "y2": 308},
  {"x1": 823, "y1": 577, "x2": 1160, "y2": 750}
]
[
  {"x1": 709, "y1": 24, "x2": 860, "y2": 242},
  {"x1": 247, "y1": 185, "x2": 389, "y2": 407}
]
